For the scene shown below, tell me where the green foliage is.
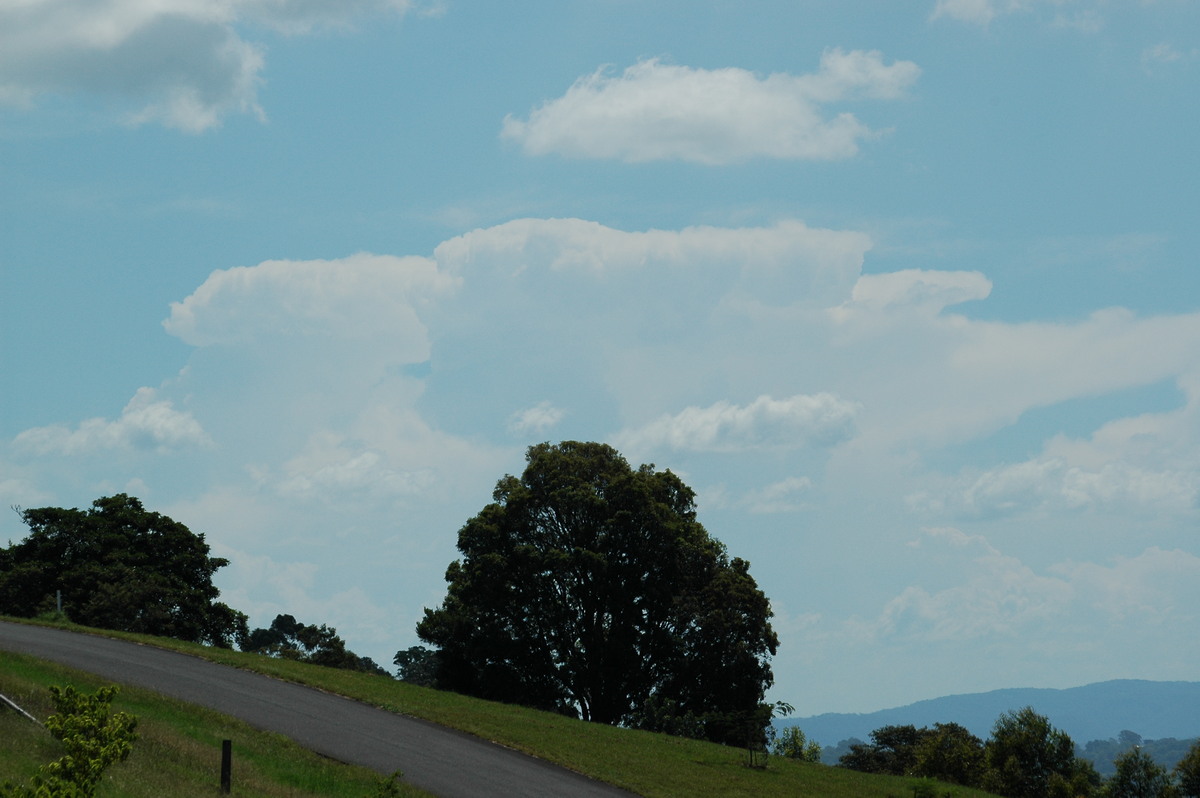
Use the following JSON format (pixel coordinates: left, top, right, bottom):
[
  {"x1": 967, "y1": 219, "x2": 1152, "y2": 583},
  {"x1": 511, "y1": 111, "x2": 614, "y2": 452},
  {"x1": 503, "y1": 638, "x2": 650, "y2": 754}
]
[
  {"x1": 1108, "y1": 748, "x2": 1178, "y2": 798},
  {"x1": 1082, "y1": 734, "x2": 1200, "y2": 779},
  {"x1": 1177, "y1": 741, "x2": 1200, "y2": 798},
  {"x1": 371, "y1": 771, "x2": 407, "y2": 798},
  {"x1": 1, "y1": 685, "x2": 137, "y2": 798},
  {"x1": 417, "y1": 441, "x2": 779, "y2": 747},
  {"x1": 0, "y1": 495, "x2": 247, "y2": 646},
  {"x1": 913, "y1": 723, "x2": 986, "y2": 787},
  {"x1": 981, "y1": 707, "x2": 1077, "y2": 798},
  {"x1": 393, "y1": 646, "x2": 439, "y2": 686},
  {"x1": 839, "y1": 724, "x2": 930, "y2": 775},
  {"x1": 774, "y1": 726, "x2": 823, "y2": 762},
  {"x1": 243, "y1": 614, "x2": 388, "y2": 675}
]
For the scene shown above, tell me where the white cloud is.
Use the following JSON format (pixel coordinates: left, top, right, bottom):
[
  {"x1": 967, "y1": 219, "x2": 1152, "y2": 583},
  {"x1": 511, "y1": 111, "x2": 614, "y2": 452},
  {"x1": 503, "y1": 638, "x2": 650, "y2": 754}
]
[
  {"x1": 932, "y1": 0, "x2": 1004, "y2": 25},
  {"x1": 0, "y1": 0, "x2": 415, "y2": 131},
  {"x1": 507, "y1": 401, "x2": 565, "y2": 436},
  {"x1": 617, "y1": 393, "x2": 860, "y2": 454},
  {"x1": 866, "y1": 530, "x2": 1200, "y2": 643},
  {"x1": 501, "y1": 51, "x2": 920, "y2": 164},
  {"x1": 274, "y1": 434, "x2": 436, "y2": 504},
  {"x1": 931, "y1": 0, "x2": 1112, "y2": 29},
  {"x1": 434, "y1": 217, "x2": 871, "y2": 309},
  {"x1": 744, "y1": 476, "x2": 814, "y2": 514},
  {"x1": 835, "y1": 269, "x2": 992, "y2": 317},
  {"x1": 911, "y1": 385, "x2": 1200, "y2": 518},
  {"x1": 13, "y1": 387, "x2": 211, "y2": 456},
  {"x1": 164, "y1": 252, "x2": 456, "y2": 354}
]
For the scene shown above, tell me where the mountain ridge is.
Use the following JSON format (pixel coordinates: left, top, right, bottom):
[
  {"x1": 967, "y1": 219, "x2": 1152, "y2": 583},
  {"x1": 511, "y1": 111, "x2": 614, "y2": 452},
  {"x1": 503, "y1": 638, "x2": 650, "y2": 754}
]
[{"x1": 785, "y1": 679, "x2": 1200, "y2": 746}]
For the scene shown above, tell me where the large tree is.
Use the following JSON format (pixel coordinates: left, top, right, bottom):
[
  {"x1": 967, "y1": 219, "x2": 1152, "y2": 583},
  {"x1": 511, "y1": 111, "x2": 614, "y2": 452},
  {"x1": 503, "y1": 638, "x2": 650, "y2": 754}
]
[
  {"x1": 416, "y1": 441, "x2": 779, "y2": 745},
  {"x1": 982, "y1": 707, "x2": 1079, "y2": 798},
  {"x1": 0, "y1": 494, "x2": 246, "y2": 647}
]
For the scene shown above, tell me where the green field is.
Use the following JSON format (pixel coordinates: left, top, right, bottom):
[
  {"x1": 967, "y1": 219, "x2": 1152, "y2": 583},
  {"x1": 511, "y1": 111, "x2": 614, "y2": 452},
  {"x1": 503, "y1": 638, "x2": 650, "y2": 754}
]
[{"x1": 1, "y1": 619, "x2": 1001, "y2": 798}]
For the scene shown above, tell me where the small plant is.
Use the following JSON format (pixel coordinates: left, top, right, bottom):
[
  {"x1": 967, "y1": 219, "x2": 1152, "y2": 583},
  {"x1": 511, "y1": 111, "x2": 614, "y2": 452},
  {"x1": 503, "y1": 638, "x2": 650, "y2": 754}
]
[
  {"x1": 371, "y1": 770, "x2": 406, "y2": 797},
  {"x1": 1, "y1": 684, "x2": 137, "y2": 798}
]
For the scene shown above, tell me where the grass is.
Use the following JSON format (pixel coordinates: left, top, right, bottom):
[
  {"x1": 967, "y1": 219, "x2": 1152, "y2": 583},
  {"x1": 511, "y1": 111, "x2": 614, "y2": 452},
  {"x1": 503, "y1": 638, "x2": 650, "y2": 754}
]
[
  {"x1": 0, "y1": 649, "x2": 428, "y2": 797},
  {"x1": 1, "y1": 617, "x2": 1002, "y2": 798}
]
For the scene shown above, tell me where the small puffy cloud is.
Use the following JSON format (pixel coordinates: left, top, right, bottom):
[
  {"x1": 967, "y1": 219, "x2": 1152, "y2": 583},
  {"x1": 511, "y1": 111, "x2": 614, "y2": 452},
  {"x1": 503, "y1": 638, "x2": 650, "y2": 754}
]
[
  {"x1": 508, "y1": 401, "x2": 565, "y2": 436},
  {"x1": 276, "y1": 447, "x2": 435, "y2": 504},
  {"x1": 14, "y1": 387, "x2": 210, "y2": 456},
  {"x1": 501, "y1": 50, "x2": 920, "y2": 164},
  {"x1": 744, "y1": 476, "x2": 814, "y2": 514},
  {"x1": 0, "y1": 0, "x2": 415, "y2": 131},
  {"x1": 617, "y1": 393, "x2": 860, "y2": 454},
  {"x1": 164, "y1": 253, "x2": 456, "y2": 358}
]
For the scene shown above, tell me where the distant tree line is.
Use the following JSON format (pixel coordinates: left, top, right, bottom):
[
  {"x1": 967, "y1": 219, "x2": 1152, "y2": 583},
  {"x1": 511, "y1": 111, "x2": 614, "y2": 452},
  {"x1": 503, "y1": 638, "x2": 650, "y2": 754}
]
[{"x1": 811, "y1": 707, "x2": 1200, "y2": 798}]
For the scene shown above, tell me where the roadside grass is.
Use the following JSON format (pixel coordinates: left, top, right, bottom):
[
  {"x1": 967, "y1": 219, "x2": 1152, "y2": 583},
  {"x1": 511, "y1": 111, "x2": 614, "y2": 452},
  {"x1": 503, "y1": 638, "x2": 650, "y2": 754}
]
[
  {"x1": 0, "y1": 649, "x2": 428, "y2": 797},
  {"x1": 2, "y1": 618, "x2": 1001, "y2": 798}
]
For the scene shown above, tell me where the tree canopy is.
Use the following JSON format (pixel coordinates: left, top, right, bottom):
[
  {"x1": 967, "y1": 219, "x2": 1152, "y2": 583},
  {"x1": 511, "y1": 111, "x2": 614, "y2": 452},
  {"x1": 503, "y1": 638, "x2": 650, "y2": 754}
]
[
  {"x1": 242, "y1": 613, "x2": 387, "y2": 675},
  {"x1": 416, "y1": 441, "x2": 779, "y2": 746},
  {"x1": 0, "y1": 494, "x2": 246, "y2": 647}
]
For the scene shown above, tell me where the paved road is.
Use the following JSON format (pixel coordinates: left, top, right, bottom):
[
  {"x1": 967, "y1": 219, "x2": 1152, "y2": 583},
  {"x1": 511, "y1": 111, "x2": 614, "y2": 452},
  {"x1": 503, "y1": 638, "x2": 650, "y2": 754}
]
[{"x1": 0, "y1": 621, "x2": 636, "y2": 797}]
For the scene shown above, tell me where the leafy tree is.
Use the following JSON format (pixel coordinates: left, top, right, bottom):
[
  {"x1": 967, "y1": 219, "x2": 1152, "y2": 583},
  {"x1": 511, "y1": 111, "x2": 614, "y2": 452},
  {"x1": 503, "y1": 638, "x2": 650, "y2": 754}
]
[
  {"x1": 243, "y1": 614, "x2": 388, "y2": 675},
  {"x1": 773, "y1": 726, "x2": 823, "y2": 762},
  {"x1": 416, "y1": 441, "x2": 779, "y2": 746},
  {"x1": 1, "y1": 685, "x2": 137, "y2": 798},
  {"x1": 393, "y1": 646, "x2": 439, "y2": 687},
  {"x1": 1177, "y1": 740, "x2": 1200, "y2": 798},
  {"x1": 982, "y1": 707, "x2": 1078, "y2": 798},
  {"x1": 1108, "y1": 748, "x2": 1178, "y2": 798},
  {"x1": 913, "y1": 722, "x2": 986, "y2": 786},
  {"x1": 839, "y1": 724, "x2": 941, "y2": 776},
  {"x1": 0, "y1": 495, "x2": 247, "y2": 647}
]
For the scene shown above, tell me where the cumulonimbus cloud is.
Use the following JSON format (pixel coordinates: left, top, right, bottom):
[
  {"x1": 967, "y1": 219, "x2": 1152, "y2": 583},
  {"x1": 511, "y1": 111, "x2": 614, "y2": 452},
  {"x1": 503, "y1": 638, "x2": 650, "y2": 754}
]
[
  {"x1": 0, "y1": 0, "x2": 417, "y2": 131},
  {"x1": 617, "y1": 393, "x2": 861, "y2": 454},
  {"x1": 501, "y1": 50, "x2": 920, "y2": 164}
]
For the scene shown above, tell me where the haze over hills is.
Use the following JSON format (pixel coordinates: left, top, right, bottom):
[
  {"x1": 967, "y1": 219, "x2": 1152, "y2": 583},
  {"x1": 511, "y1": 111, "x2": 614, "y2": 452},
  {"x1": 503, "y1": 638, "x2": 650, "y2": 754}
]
[{"x1": 785, "y1": 680, "x2": 1200, "y2": 746}]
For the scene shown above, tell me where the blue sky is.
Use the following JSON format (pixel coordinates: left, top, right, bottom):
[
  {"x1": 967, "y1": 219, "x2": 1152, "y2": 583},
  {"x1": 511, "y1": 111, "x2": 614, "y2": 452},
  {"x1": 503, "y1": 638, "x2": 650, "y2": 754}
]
[{"x1": 2, "y1": 0, "x2": 1199, "y2": 717}]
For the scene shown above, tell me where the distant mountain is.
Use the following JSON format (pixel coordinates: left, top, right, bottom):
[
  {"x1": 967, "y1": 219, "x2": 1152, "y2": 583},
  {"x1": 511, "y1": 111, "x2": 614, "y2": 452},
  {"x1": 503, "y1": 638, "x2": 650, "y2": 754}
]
[{"x1": 784, "y1": 680, "x2": 1200, "y2": 747}]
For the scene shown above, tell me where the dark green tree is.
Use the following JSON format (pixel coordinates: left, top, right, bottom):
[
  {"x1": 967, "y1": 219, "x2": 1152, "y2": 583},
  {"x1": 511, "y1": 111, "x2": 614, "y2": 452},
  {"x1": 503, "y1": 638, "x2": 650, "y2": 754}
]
[
  {"x1": 393, "y1": 646, "x2": 439, "y2": 687},
  {"x1": 982, "y1": 707, "x2": 1078, "y2": 798},
  {"x1": 243, "y1": 614, "x2": 387, "y2": 675},
  {"x1": 0, "y1": 495, "x2": 246, "y2": 647},
  {"x1": 416, "y1": 441, "x2": 779, "y2": 746},
  {"x1": 1177, "y1": 740, "x2": 1200, "y2": 798},
  {"x1": 1109, "y1": 748, "x2": 1177, "y2": 798},
  {"x1": 913, "y1": 722, "x2": 986, "y2": 786},
  {"x1": 838, "y1": 724, "x2": 931, "y2": 775}
]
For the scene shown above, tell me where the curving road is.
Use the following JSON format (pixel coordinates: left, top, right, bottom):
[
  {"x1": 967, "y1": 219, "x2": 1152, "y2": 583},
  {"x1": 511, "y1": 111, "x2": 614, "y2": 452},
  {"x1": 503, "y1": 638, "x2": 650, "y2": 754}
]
[{"x1": 0, "y1": 621, "x2": 636, "y2": 797}]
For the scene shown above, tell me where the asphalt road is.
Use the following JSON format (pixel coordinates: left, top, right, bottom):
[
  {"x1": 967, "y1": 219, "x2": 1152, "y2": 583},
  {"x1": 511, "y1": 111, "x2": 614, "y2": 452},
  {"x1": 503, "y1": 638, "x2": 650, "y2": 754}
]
[{"x1": 0, "y1": 621, "x2": 636, "y2": 797}]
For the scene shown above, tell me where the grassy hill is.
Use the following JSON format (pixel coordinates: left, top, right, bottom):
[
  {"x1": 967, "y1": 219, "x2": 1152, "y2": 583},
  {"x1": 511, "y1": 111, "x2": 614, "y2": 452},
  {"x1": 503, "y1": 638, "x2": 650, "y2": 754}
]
[{"x1": 1, "y1": 619, "x2": 1001, "y2": 798}]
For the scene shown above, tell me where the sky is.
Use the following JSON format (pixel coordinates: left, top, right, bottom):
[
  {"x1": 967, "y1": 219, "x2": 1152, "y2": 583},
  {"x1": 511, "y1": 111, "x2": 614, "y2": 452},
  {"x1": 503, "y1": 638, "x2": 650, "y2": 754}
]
[{"x1": 2, "y1": 0, "x2": 1199, "y2": 718}]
